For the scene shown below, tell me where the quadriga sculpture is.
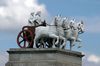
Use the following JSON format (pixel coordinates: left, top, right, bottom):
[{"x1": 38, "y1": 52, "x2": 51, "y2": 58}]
[{"x1": 17, "y1": 11, "x2": 85, "y2": 50}]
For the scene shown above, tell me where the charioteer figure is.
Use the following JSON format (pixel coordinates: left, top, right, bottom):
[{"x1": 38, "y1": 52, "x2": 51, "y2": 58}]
[{"x1": 28, "y1": 11, "x2": 47, "y2": 27}]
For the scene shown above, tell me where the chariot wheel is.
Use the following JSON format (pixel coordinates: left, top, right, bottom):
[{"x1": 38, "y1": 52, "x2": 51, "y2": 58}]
[{"x1": 17, "y1": 30, "x2": 33, "y2": 48}]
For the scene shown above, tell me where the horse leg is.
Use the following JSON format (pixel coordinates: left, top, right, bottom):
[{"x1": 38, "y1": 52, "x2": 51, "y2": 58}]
[
  {"x1": 76, "y1": 38, "x2": 82, "y2": 48},
  {"x1": 55, "y1": 36, "x2": 59, "y2": 45},
  {"x1": 47, "y1": 38, "x2": 53, "y2": 48},
  {"x1": 70, "y1": 37, "x2": 76, "y2": 47},
  {"x1": 70, "y1": 41, "x2": 72, "y2": 51},
  {"x1": 52, "y1": 38, "x2": 56, "y2": 48},
  {"x1": 59, "y1": 36, "x2": 66, "y2": 49},
  {"x1": 58, "y1": 39, "x2": 62, "y2": 48},
  {"x1": 70, "y1": 40, "x2": 73, "y2": 51},
  {"x1": 69, "y1": 37, "x2": 76, "y2": 50},
  {"x1": 40, "y1": 38, "x2": 46, "y2": 48},
  {"x1": 49, "y1": 34, "x2": 59, "y2": 48},
  {"x1": 33, "y1": 35, "x2": 40, "y2": 48},
  {"x1": 33, "y1": 38, "x2": 36, "y2": 48}
]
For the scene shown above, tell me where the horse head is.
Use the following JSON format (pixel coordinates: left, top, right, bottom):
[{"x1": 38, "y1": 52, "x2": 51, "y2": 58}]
[
  {"x1": 69, "y1": 19, "x2": 78, "y2": 30},
  {"x1": 77, "y1": 20, "x2": 85, "y2": 34},
  {"x1": 62, "y1": 17, "x2": 70, "y2": 30},
  {"x1": 54, "y1": 15, "x2": 62, "y2": 26}
]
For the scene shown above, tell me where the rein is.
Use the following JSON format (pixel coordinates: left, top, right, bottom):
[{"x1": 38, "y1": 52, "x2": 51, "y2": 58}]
[
  {"x1": 46, "y1": 23, "x2": 56, "y2": 26},
  {"x1": 46, "y1": 24, "x2": 63, "y2": 27}
]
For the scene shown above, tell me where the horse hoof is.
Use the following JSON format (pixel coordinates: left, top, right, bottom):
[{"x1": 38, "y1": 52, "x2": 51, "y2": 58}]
[
  {"x1": 52, "y1": 45, "x2": 56, "y2": 48},
  {"x1": 60, "y1": 45, "x2": 62, "y2": 48}
]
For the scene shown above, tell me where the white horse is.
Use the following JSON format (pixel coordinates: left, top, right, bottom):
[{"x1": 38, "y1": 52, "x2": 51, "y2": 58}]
[
  {"x1": 35, "y1": 17, "x2": 71, "y2": 49},
  {"x1": 33, "y1": 16, "x2": 66, "y2": 48},
  {"x1": 64, "y1": 20, "x2": 85, "y2": 50},
  {"x1": 57, "y1": 17, "x2": 70, "y2": 49}
]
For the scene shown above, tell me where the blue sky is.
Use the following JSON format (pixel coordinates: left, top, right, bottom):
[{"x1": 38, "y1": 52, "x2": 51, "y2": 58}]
[
  {"x1": 39, "y1": 0, "x2": 100, "y2": 16},
  {"x1": 0, "y1": 0, "x2": 100, "y2": 66}
]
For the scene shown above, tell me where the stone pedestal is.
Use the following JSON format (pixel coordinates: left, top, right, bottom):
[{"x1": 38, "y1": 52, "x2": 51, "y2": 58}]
[{"x1": 6, "y1": 48, "x2": 84, "y2": 66}]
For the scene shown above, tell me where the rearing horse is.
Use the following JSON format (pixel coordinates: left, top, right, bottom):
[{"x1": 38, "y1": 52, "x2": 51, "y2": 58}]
[
  {"x1": 64, "y1": 20, "x2": 85, "y2": 50},
  {"x1": 33, "y1": 16, "x2": 66, "y2": 48}
]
